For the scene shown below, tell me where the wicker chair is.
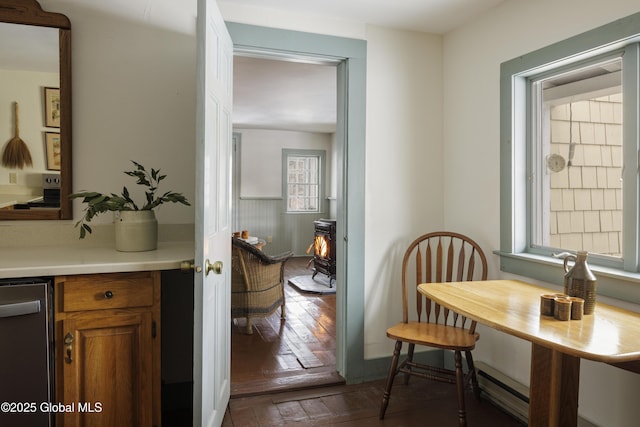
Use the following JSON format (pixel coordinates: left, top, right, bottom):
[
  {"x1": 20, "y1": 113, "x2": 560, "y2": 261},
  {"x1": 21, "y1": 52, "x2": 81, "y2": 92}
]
[{"x1": 231, "y1": 237, "x2": 293, "y2": 334}]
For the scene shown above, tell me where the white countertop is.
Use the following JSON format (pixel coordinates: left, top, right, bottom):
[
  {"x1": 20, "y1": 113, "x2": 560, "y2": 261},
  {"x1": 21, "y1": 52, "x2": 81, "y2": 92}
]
[
  {"x1": 0, "y1": 195, "x2": 18, "y2": 209},
  {"x1": 0, "y1": 194, "x2": 41, "y2": 209},
  {"x1": 0, "y1": 241, "x2": 195, "y2": 279}
]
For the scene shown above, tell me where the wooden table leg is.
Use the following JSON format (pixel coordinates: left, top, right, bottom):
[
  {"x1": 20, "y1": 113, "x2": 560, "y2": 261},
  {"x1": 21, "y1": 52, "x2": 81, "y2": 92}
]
[{"x1": 529, "y1": 343, "x2": 580, "y2": 427}]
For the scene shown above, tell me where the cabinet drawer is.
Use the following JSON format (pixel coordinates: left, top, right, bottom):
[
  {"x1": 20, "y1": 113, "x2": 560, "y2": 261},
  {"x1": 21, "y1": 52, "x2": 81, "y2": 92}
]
[{"x1": 59, "y1": 272, "x2": 155, "y2": 312}]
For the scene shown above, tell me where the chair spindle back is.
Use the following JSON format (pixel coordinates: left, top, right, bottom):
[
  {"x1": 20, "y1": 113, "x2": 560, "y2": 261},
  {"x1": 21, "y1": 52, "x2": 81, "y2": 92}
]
[{"x1": 401, "y1": 232, "x2": 487, "y2": 330}]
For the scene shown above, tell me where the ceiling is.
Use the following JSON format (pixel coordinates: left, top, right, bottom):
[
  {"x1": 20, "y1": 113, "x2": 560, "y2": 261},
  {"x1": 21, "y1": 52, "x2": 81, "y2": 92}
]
[
  {"x1": 220, "y1": 0, "x2": 506, "y2": 34},
  {"x1": 227, "y1": 0, "x2": 507, "y2": 133},
  {"x1": 2, "y1": 0, "x2": 507, "y2": 134},
  {"x1": 233, "y1": 56, "x2": 338, "y2": 133}
]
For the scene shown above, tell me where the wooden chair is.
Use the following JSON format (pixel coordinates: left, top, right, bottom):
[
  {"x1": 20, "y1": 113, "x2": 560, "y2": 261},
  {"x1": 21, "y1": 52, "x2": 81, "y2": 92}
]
[
  {"x1": 379, "y1": 232, "x2": 488, "y2": 426},
  {"x1": 231, "y1": 237, "x2": 293, "y2": 334}
]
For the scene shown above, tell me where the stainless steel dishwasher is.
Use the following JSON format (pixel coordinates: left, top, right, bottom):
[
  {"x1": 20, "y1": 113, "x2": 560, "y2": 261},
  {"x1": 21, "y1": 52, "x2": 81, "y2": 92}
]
[{"x1": 0, "y1": 278, "x2": 53, "y2": 427}]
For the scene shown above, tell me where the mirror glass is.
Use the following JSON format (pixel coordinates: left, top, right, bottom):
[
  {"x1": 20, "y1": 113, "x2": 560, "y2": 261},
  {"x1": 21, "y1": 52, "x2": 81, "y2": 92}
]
[{"x1": 0, "y1": 1, "x2": 71, "y2": 220}]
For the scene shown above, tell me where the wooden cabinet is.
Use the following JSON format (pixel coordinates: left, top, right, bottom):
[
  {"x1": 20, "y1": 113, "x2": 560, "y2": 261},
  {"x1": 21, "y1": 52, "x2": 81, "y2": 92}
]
[{"x1": 54, "y1": 271, "x2": 161, "y2": 427}]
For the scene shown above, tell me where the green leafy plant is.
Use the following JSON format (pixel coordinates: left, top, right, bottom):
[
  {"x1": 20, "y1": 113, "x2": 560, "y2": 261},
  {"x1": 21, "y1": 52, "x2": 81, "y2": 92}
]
[{"x1": 70, "y1": 161, "x2": 190, "y2": 238}]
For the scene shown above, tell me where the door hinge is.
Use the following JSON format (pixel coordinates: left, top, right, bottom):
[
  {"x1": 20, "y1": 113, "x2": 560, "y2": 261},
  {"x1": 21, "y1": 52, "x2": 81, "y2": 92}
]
[{"x1": 152, "y1": 320, "x2": 157, "y2": 339}]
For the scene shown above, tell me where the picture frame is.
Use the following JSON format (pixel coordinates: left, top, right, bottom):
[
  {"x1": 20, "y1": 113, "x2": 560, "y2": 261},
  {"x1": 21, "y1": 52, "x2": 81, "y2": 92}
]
[
  {"x1": 44, "y1": 87, "x2": 60, "y2": 128},
  {"x1": 45, "y1": 132, "x2": 61, "y2": 171}
]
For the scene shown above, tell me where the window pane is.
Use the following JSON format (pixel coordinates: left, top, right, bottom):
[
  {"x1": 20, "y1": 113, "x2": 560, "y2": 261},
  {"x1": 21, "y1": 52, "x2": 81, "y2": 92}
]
[
  {"x1": 532, "y1": 59, "x2": 623, "y2": 258},
  {"x1": 286, "y1": 154, "x2": 321, "y2": 212}
]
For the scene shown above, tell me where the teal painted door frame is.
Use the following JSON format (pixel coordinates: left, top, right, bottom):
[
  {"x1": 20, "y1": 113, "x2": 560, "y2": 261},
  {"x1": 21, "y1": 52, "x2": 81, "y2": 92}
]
[{"x1": 226, "y1": 22, "x2": 367, "y2": 383}]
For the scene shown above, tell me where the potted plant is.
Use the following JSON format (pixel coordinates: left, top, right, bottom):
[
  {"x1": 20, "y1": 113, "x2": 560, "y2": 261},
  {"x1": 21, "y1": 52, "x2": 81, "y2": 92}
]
[{"x1": 70, "y1": 161, "x2": 190, "y2": 251}]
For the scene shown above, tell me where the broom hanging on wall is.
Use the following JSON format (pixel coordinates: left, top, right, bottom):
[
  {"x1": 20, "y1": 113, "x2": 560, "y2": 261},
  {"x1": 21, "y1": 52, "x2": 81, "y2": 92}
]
[{"x1": 1, "y1": 102, "x2": 33, "y2": 169}]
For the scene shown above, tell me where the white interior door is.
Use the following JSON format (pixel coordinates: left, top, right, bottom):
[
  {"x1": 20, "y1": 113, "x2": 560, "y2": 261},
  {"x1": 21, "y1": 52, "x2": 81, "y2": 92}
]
[{"x1": 193, "y1": 0, "x2": 233, "y2": 426}]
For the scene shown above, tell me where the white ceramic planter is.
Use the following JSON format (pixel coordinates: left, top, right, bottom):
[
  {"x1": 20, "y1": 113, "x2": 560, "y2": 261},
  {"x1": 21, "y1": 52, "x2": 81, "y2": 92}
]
[{"x1": 115, "y1": 210, "x2": 158, "y2": 252}]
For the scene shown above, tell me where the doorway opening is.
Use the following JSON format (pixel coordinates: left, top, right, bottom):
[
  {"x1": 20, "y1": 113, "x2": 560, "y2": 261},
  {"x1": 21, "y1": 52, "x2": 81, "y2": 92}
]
[
  {"x1": 230, "y1": 54, "x2": 342, "y2": 396},
  {"x1": 226, "y1": 21, "x2": 368, "y2": 387}
]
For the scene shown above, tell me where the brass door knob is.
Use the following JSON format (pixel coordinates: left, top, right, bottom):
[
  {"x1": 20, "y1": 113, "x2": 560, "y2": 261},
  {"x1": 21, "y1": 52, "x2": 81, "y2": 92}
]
[
  {"x1": 205, "y1": 259, "x2": 223, "y2": 276},
  {"x1": 180, "y1": 260, "x2": 202, "y2": 273}
]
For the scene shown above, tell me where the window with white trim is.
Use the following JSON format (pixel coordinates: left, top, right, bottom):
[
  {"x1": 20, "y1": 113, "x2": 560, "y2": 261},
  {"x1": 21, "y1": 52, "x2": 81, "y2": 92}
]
[
  {"x1": 283, "y1": 149, "x2": 325, "y2": 213},
  {"x1": 499, "y1": 13, "x2": 640, "y2": 286}
]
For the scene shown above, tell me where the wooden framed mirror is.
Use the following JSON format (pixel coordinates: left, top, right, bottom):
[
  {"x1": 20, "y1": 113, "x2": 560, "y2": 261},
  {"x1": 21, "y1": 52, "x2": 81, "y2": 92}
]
[{"x1": 0, "y1": 0, "x2": 71, "y2": 220}]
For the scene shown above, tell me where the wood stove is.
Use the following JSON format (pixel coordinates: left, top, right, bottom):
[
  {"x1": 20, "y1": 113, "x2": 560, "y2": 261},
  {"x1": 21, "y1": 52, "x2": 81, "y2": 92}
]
[{"x1": 312, "y1": 219, "x2": 336, "y2": 287}]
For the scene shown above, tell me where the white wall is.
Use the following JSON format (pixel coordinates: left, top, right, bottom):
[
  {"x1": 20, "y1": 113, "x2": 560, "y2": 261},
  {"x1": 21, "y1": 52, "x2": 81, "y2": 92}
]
[
  {"x1": 233, "y1": 128, "x2": 335, "y2": 254},
  {"x1": 0, "y1": 69, "x2": 59, "y2": 188},
  {"x1": 236, "y1": 128, "x2": 333, "y2": 198},
  {"x1": 40, "y1": 0, "x2": 198, "y2": 229},
  {"x1": 443, "y1": 1, "x2": 640, "y2": 425},
  {"x1": 362, "y1": 26, "x2": 444, "y2": 358}
]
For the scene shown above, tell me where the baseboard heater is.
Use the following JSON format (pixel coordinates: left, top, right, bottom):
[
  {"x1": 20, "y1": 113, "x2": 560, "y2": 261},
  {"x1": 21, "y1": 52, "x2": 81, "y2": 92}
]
[
  {"x1": 475, "y1": 362, "x2": 600, "y2": 427},
  {"x1": 475, "y1": 362, "x2": 529, "y2": 424}
]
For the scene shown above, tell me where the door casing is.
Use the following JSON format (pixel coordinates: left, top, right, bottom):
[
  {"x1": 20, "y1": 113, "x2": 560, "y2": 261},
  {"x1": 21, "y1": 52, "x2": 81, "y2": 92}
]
[{"x1": 227, "y1": 22, "x2": 367, "y2": 382}]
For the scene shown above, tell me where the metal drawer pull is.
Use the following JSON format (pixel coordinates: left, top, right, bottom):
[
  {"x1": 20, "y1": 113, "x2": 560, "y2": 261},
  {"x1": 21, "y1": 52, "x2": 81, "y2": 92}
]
[
  {"x1": 64, "y1": 332, "x2": 73, "y2": 364},
  {"x1": 0, "y1": 300, "x2": 40, "y2": 318},
  {"x1": 104, "y1": 290, "x2": 113, "y2": 299}
]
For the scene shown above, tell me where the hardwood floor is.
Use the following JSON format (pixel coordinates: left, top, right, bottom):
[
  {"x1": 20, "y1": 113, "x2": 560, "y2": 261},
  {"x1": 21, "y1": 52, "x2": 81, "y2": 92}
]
[
  {"x1": 231, "y1": 256, "x2": 343, "y2": 397},
  {"x1": 226, "y1": 256, "x2": 525, "y2": 427},
  {"x1": 223, "y1": 379, "x2": 525, "y2": 426}
]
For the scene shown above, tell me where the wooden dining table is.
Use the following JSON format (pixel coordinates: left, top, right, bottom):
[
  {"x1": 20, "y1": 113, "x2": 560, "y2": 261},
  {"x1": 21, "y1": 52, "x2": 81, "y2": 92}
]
[{"x1": 418, "y1": 279, "x2": 640, "y2": 427}]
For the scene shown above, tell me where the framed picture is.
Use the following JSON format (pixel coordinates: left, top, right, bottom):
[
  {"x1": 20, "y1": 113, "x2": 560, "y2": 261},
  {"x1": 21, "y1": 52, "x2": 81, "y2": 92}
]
[
  {"x1": 44, "y1": 87, "x2": 61, "y2": 128},
  {"x1": 45, "y1": 132, "x2": 61, "y2": 171}
]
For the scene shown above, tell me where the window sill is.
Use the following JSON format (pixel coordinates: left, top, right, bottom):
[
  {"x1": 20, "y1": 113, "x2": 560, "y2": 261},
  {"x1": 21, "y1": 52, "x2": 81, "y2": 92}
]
[{"x1": 495, "y1": 251, "x2": 640, "y2": 306}]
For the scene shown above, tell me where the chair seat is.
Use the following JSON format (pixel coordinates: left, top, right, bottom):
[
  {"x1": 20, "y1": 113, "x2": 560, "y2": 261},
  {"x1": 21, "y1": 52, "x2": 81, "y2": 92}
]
[{"x1": 386, "y1": 321, "x2": 478, "y2": 351}]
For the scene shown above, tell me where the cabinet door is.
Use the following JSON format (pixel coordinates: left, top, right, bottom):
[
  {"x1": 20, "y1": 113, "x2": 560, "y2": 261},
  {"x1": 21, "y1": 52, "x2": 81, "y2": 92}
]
[{"x1": 59, "y1": 312, "x2": 153, "y2": 427}]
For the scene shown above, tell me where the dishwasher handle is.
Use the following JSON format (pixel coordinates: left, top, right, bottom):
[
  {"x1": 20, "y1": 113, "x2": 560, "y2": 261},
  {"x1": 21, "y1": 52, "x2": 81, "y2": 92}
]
[{"x1": 0, "y1": 300, "x2": 41, "y2": 318}]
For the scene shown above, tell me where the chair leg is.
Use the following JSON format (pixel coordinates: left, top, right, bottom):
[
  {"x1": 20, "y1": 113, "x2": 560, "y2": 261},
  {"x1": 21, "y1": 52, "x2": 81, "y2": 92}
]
[
  {"x1": 379, "y1": 340, "x2": 402, "y2": 420},
  {"x1": 246, "y1": 317, "x2": 253, "y2": 334},
  {"x1": 454, "y1": 351, "x2": 467, "y2": 427},
  {"x1": 465, "y1": 350, "x2": 481, "y2": 401},
  {"x1": 280, "y1": 302, "x2": 286, "y2": 319},
  {"x1": 403, "y1": 343, "x2": 415, "y2": 385}
]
